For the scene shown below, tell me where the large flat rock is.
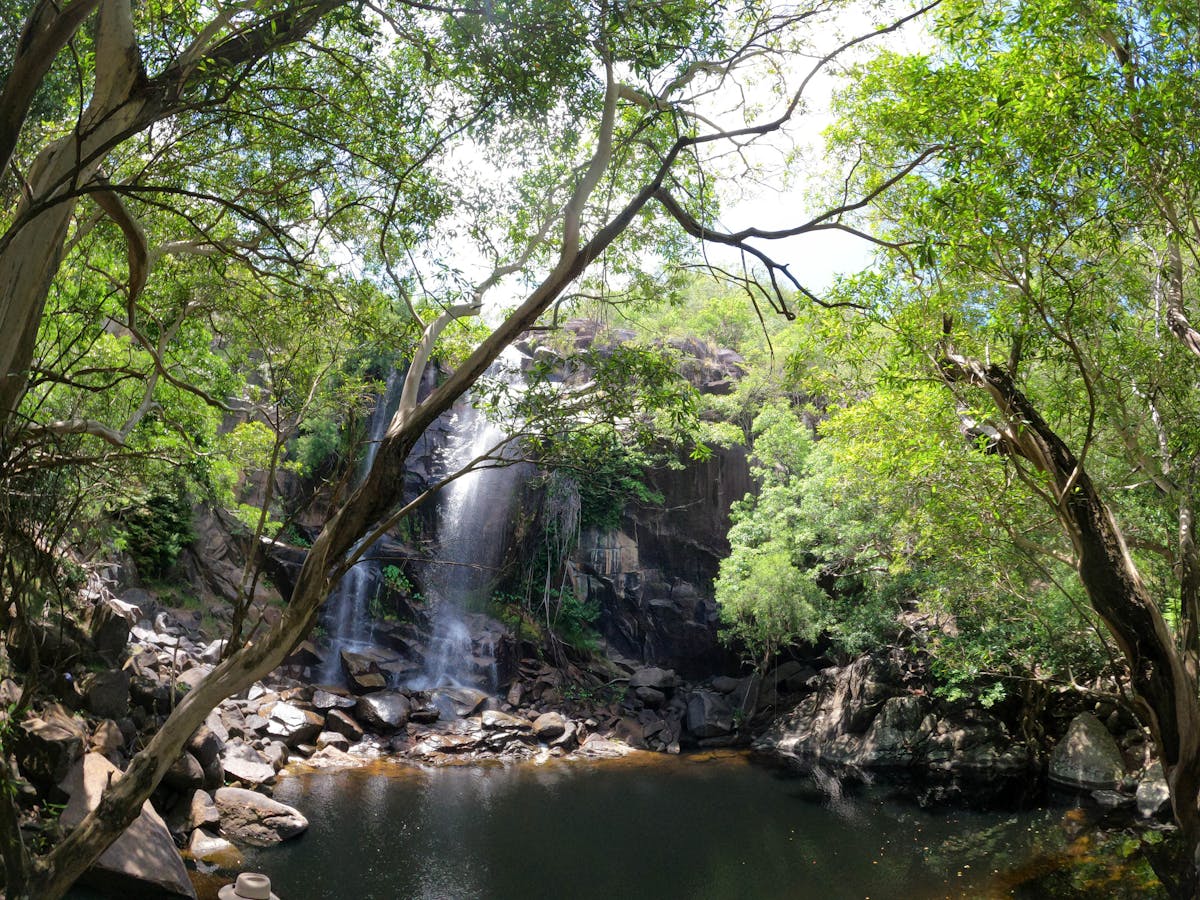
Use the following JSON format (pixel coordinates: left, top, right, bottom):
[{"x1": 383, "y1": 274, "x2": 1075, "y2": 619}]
[
  {"x1": 214, "y1": 786, "x2": 308, "y2": 846},
  {"x1": 61, "y1": 753, "x2": 196, "y2": 899}
]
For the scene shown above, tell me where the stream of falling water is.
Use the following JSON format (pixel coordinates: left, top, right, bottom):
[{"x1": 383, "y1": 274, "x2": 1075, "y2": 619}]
[
  {"x1": 320, "y1": 370, "x2": 403, "y2": 682},
  {"x1": 408, "y1": 354, "x2": 527, "y2": 691}
]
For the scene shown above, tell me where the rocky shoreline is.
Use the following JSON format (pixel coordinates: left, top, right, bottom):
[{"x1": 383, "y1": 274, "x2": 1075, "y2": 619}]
[{"x1": 3, "y1": 585, "x2": 1180, "y2": 899}]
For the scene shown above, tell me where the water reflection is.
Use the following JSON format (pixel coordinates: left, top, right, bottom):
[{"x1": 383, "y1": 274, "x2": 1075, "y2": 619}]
[{"x1": 215, "y1": 754, "x2": 1163, "y2": 900}]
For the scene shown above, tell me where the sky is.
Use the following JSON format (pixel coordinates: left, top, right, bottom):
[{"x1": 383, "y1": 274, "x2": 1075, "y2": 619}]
[{"x1": 701, "y1": 5, "x2": 935, "y2": 294}]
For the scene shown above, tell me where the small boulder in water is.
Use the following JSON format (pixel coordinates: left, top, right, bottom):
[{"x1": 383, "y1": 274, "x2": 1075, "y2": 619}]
[{"x1": 1049, "y1": 713, "x2": 1125, "y2": 790}]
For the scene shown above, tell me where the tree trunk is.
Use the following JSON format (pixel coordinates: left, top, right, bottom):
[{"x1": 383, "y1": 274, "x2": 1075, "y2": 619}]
[{"x1": 940, "y1": 349, "x2": 1200, "y2": 896}]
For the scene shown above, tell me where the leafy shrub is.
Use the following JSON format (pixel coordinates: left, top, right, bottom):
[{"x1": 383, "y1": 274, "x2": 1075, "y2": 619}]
[{"x1": 113, "y1": 491, "x2": 195, "y2": 579}]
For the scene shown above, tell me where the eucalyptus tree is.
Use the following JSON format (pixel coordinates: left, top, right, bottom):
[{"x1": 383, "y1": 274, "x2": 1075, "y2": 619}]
[
  {"x1": 823, "y1": 0, "x2": 1200, "y2": 891},
  {"x1": 0, "y1": 0, "x2": 941, "y2": 895}
]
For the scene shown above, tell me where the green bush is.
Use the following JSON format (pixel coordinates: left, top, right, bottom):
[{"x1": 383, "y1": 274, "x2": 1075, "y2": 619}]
[{"x1": 113, "y1": 491, "x2": 195, "y2": 579}]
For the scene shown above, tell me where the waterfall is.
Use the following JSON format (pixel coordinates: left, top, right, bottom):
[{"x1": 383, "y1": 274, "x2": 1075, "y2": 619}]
[
  {"x1": 409, "y1": 352, "x2": 527, "y2": 691},
  {"x1": 320, "y1": 370, "x2": 403, "y2": 682}
]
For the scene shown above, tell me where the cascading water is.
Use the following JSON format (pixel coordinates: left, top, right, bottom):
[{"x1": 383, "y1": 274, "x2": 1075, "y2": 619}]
[
  {"x1": 320, "y1": 370, "x2": 403, "y2": 682},
  {"x1": 409, "y1": 352, "x2": 527, "y2": 691}
]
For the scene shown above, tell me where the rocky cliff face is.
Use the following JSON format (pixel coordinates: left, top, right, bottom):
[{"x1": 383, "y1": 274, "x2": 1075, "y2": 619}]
[{"x1": 571, "y1": 441, "x2": 751, "y2": 679}]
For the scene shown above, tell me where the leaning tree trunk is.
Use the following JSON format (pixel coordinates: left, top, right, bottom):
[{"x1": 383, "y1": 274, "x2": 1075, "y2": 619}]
[
  {"x1": 940, "y1": 348, "x2": 1200, "y2": 897},
  {"x1": 17, "y1": 73, "x2": 647, "y2": 898}
]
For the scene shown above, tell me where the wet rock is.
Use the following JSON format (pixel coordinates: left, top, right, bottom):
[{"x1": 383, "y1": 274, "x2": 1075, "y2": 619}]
[
  {"x1": 533, "y1": 712, "x2": 568, "y2": 741},
  {"x1": 1049, "y1": 713, "x2": 1126, "y2": 790},
  {"x1": 408, "y1": 699, "x2": 441, "y2": 724},
  {"x1": 1136, "y1": 761, "x2": 1171, "y2": 819},
  {"x1": 62, "y1": 754, "x2": 196, "y2": 899},
  {"x1": 265, "y1": 701, "x2": 323, "y2": 748},
  {"x1": 356, "y1": 691, "x2": 411, "y2": 732},
  {"x1": 350, "y1": 672, "x2": 388, "y2": 693},
  {"x1": 221, "y1": 743, "x2": 276, "y2": 786},
  {"x1": 341, "y1": 649, "x2": 386, "y2": 694},
  {"x1": 433, "y1": 687, "x2": 488, "y2": 717},
  {"x1": 686, "y1": 691, "x2": 733, "y2": 739},
  {"x1": 214, "y1": 786, "x2": 309, "y2": 846},
  {"x1": 481, "y1": 710, "x2": 532, "y2": 731},
  {"x1": 711, "y1": 675, "x2": 740, "y2": 693}
]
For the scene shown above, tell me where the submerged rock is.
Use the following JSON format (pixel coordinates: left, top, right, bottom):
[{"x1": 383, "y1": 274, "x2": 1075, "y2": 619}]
[
  {"x1": 1136, "y1": 761, "x2": 1171, "y2": 819},
  {"x1": 186, "y1": 829, "x2": 243, "y2": 867}
]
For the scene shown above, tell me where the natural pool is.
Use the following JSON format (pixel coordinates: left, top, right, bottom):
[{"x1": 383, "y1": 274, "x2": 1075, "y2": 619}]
[{"x1": 192, "y1": 752, "x2": 1165, "y2": 900}]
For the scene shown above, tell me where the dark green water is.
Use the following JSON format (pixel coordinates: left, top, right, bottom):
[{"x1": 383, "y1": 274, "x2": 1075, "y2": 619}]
[{"x1": 205, "y1": 752, "x2": 1162, "y2": 900}]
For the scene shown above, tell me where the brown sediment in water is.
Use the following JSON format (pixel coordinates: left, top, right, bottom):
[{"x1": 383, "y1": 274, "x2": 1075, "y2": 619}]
[{"x1": 280, "y1": 746, "x2": 752, "y2": 782}]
